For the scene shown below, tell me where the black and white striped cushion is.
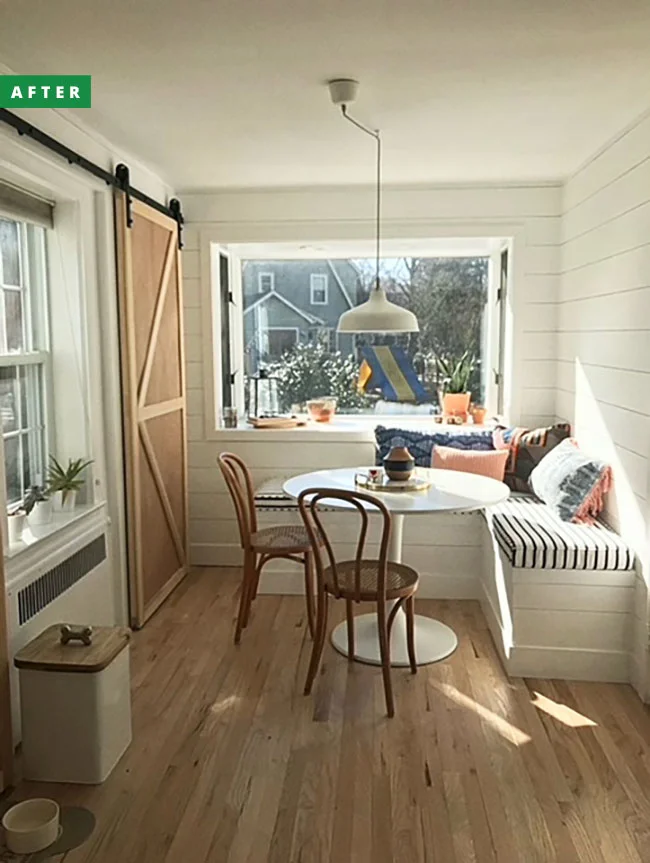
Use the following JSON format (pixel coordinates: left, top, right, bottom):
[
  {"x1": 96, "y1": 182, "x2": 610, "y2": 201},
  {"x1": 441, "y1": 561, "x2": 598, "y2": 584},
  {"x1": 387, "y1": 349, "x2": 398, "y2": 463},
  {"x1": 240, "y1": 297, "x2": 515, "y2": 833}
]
[
  {"x1": 254, "y1": 479, "x2": 337, "y2": 512},
  {"x1": 255, "y1": 481, "x2": 299, "y2": 511},
  {"x1": 489, "y1": 495, "x2": 635, "y2": 571}
]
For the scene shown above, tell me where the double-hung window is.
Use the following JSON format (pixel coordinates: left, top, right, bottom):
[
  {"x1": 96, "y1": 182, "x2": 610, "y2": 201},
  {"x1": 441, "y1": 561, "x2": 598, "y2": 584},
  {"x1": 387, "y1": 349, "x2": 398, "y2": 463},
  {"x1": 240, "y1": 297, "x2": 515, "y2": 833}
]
[
  {"x1": 310, "y1": 273, "x2": 328, "y2": 305},
  {"x1": 258, "y1": 272, "x2": 274, "y2": 294},
  {"x1": 0, "y1": 217, "x2": 50, "y2": 507}
]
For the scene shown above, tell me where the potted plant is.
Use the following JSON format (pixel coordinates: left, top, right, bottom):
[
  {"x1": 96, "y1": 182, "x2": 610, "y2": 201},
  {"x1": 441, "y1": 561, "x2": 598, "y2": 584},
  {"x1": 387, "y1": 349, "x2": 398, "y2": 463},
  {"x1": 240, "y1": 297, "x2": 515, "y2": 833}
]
[
  {"x1": 7, "y1": 504, "x2": 27, "y2": 545},
  {"x1": 47, "y1": 456, "x2": 93, "y2": 513},
  {"x1": 436, "y1": 352, "x2": 476, "y2": 419},
  {"x1": 24, "y1": 485, "x2": 52, "y2": 527}
]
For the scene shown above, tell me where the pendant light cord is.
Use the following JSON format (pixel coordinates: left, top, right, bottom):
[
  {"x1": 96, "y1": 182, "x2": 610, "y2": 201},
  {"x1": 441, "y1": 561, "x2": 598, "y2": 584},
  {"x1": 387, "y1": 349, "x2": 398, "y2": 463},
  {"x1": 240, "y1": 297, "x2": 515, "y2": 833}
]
[{"x1": 341, "y1": 105, "x2": 381, "y2": 292}]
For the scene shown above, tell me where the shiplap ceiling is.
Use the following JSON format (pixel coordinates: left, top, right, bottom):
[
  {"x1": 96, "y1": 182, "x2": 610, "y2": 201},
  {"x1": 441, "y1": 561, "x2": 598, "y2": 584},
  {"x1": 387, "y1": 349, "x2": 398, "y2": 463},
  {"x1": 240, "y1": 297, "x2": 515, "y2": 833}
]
[{"x1": 1, "y1": 0, "x2": 649, "y2": 189}]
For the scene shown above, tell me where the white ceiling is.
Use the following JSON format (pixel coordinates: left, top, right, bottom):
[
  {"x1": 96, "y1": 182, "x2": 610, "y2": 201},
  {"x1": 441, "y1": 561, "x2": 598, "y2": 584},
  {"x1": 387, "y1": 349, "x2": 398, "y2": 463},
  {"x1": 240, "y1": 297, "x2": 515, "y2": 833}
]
[{"x1": 1, "y1": 0, "x2": 650, "y2": 190}]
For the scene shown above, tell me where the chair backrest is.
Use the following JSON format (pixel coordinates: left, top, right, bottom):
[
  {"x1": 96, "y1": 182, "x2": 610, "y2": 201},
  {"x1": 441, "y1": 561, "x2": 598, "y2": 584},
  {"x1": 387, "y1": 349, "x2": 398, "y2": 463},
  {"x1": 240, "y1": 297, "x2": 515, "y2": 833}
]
[
  {"x1": 298, "y1": 487, "x2": 392, "y2": 601},
  {"x1": 217, "y1": 452, "x2": 257, "y2": 549}
]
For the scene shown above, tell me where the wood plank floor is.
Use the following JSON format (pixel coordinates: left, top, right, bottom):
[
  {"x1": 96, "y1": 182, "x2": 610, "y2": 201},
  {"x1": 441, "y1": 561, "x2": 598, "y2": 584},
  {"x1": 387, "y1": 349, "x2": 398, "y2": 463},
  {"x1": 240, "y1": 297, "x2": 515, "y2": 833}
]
[{"x1": 15, "y1": 568, "x2": 650, "y2": 863}]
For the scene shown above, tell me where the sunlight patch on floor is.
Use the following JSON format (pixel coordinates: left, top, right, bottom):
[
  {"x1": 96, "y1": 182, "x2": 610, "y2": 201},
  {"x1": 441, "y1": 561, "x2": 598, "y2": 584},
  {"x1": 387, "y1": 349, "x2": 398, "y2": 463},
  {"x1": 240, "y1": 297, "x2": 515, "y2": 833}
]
[
  {"x1": 532, "y1": 691, "x2": 597, "y2": 728},
  {"x1": 436, "y1": 682, "x2": 532, "y2": 746}
]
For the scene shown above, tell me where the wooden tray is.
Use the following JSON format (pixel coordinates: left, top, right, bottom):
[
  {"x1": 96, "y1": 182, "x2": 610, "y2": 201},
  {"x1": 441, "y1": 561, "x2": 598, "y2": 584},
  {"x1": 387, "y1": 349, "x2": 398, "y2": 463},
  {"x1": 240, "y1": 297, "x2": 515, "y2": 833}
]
[
  {"x1": 354, "y1": 472, "x2": 430, "y2": 493},
  {"x1": 248, "y1": 416, "x2": 306, "y2": 430}
]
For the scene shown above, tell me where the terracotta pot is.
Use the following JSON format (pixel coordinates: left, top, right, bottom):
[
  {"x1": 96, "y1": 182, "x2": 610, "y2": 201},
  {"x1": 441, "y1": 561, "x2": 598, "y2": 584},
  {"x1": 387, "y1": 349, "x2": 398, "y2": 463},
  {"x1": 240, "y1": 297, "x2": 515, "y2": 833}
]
[
  {"x1": 383, "y1": 445, "x2": 415, "y2": 481},
  {"x1": 471, "y1": 406, "x2": 487, "y2": 425},
  {"x1": 442, "y1": 392, "x2": 471, "y2": 418}
]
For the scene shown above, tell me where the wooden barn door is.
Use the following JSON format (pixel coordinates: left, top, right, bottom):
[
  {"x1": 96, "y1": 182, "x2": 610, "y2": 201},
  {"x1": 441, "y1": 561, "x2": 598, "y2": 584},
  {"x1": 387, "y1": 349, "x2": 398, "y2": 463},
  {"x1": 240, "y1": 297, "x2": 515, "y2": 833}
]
[{"x1": 116, "y1": 196, "x2": 188, "y2": 627}]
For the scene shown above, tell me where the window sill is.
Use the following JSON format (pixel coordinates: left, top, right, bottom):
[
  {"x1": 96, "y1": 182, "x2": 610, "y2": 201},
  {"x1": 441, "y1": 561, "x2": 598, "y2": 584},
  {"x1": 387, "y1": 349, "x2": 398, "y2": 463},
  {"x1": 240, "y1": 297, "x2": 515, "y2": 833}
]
[
  {"x1": 4, "y1": 502, "x2": 108, "y2": 588},
  {"x1": 213, "y1": 415, "x2": 499, "y2": 443}
]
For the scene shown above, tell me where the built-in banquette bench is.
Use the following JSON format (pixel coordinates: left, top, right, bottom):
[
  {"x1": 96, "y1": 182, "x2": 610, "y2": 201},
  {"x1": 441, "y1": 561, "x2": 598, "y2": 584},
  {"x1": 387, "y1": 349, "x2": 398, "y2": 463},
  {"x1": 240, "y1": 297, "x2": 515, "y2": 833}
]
[
  {"x1": 482, "y1": 495, "x2": 636, "y2": 683},
  {"x1": 252, "y1": 425, "x2": 638, "y2": 683}
]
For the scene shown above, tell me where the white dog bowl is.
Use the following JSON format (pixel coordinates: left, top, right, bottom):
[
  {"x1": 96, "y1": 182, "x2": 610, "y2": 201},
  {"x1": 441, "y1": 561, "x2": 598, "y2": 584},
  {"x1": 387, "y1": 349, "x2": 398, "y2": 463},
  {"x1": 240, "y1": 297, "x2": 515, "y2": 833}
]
[{"x1": 2, "y1": 798, "x2": 60, "y2": 854}]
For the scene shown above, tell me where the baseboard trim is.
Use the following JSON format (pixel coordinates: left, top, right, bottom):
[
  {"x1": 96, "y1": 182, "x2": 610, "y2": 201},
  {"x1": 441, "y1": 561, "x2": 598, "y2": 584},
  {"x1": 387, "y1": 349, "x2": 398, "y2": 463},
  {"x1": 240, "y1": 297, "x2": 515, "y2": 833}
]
[
  {"x1": 191, "y1": 544, "x2": 480, "y2": 599},
  {"x1": 509, "y1": 645, "x2": 630, "y2": 683},
  {"x1": 258, "y1": 568, "x2": 479, "y2": 600}
]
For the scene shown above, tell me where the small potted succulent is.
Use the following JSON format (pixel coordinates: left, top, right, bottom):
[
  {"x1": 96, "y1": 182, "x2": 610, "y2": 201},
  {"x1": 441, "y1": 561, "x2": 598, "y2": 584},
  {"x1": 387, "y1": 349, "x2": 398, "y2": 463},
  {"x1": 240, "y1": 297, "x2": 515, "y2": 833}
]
[
  {"x1": 24, "y1": 485, "x2": 53, "y2": 527},
  {"x1": 436, "y1": 352, "x2": 476, "y2": 420},
  {"x1": 7, "y1": 503, "x2": 27, "y2": 545},
  {"x1": 48, "y1": 456, "x2": 93, "y2": 513}
]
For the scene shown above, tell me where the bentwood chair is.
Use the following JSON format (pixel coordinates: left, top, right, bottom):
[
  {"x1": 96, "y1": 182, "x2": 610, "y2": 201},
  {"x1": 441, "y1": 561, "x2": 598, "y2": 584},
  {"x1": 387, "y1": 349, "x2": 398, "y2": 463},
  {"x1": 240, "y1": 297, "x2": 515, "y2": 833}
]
[
  {"x1": 218, "y1": 452, "x2": 315, "y2": 644},
  {"x1": 298, "y1": 488, "x2": 418, "y2": 717}
]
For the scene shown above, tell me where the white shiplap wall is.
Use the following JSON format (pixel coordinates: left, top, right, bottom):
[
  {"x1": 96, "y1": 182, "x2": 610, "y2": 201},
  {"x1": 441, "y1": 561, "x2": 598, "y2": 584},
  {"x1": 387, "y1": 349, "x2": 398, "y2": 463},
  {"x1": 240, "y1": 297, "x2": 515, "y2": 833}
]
[
  {"x1": 557, "y1": 109, "x2": 650, "y2": 696},
  {"x1": 181, "y1": 184, "x2": 561, "y2": 588}
]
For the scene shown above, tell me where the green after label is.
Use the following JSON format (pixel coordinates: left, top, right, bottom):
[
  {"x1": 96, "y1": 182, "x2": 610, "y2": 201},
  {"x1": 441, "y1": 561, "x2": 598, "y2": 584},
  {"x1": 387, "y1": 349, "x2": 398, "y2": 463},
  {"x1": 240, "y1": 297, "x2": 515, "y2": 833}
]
[{"x1": 0, "y1": 76, "x2": 91, "y2": 108}]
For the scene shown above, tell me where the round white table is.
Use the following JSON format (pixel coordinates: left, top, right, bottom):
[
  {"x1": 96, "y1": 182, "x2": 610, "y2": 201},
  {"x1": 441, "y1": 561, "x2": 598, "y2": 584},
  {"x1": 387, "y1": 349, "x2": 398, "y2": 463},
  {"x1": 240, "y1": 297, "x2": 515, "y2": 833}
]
[{"x1": 283, "y1": 467, "x2": 509, "y2": 667}]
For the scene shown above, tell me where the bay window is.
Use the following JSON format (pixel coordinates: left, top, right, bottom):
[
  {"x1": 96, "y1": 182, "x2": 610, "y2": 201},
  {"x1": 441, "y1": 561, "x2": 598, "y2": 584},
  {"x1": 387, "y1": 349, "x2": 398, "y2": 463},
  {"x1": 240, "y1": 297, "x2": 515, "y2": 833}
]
[{"x1": 216, "y1": 240, "x2": 508, "y2": 423}]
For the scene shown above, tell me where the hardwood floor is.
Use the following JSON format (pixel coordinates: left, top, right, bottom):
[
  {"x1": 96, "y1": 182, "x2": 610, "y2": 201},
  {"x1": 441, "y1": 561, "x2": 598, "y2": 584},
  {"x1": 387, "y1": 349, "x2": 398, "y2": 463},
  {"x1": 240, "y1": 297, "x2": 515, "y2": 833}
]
[{"x1": 15, "y1": 568, "x2": 650, "y2": 862}]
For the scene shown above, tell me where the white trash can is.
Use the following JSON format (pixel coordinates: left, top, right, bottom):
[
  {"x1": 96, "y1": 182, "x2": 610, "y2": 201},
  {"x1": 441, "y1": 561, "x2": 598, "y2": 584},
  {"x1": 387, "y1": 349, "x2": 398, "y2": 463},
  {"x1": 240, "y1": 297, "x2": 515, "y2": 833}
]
[{"x1": 15, "y1": 624, "x2": 132, "y2": 784}]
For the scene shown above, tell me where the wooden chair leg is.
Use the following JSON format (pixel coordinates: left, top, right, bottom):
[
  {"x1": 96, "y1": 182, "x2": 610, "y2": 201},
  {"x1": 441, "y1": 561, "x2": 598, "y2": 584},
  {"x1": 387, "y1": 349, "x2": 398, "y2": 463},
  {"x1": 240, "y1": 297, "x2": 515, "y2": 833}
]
[
  {"x1": 377, "y1": 599, "x2": 395, "y2": 718},
  {"x1": 235, "y1": 551, "x2": 255, "y2": 644},
  {"x1": 406, "y1": 595, "x2": 417, "y2": 675},
  {"x1": 303, "y1": 552, "x2": 316, "y2": 639},
  {"x1": 346, "y1": 599, "x2": 355, "y2": 660},
  {"x1": 304, "y1": 588, "x2": 329, "y2": 695},
  {"x1": 249, "y1": 557, "x2": 264, "y2": 605}
]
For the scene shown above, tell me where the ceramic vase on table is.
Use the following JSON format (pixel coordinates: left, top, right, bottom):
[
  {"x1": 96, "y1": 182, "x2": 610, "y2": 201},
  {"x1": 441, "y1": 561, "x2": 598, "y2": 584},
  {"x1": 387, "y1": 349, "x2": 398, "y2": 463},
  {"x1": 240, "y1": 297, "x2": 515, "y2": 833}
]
[{"x1": 383, "y1": 445, "x2": 415, "y2": 481}]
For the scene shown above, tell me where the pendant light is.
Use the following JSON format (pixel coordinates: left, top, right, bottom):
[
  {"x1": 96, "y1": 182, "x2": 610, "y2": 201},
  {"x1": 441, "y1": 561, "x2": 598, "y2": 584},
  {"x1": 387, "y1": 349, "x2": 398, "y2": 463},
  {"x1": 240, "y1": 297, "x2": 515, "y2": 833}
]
[{"x1": 328, "y1": 79, "x2": 419, "y2": 334}]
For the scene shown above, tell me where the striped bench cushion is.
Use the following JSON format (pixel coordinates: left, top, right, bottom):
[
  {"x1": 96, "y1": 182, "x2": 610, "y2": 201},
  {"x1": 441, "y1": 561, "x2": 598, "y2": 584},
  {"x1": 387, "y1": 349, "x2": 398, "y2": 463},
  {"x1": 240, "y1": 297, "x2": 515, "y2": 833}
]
[
  {"x1": 489, "y1": 495, "x2": 635, "y2": 571},
  {"x1": 254, "y1": 479, "x2": 337, "y2": 512},
  {"x1": 255, "y1": 480, "x2": 298, "y2": 511}
]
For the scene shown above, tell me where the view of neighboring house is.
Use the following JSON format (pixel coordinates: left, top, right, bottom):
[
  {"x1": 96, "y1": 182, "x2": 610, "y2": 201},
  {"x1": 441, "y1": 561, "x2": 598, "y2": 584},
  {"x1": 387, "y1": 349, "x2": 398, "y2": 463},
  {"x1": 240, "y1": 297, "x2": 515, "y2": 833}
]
[{"x1": 242, "y1": 259, "x2": 359, "y2": 372}]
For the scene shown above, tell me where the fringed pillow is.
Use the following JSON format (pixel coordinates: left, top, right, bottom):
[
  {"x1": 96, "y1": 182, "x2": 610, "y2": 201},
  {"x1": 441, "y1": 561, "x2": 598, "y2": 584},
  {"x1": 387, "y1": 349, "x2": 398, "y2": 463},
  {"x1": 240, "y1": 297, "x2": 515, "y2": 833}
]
[{"x1": 529, "y1": 438, "x2": 612, "y2": 523}]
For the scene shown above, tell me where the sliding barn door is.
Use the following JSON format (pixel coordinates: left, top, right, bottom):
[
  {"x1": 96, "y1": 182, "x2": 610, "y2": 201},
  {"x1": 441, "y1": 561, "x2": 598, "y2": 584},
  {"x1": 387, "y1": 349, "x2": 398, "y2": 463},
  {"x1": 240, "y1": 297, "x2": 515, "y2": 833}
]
[{"x1": 116, "y1": 196, "x2": 188, "y2": 627}]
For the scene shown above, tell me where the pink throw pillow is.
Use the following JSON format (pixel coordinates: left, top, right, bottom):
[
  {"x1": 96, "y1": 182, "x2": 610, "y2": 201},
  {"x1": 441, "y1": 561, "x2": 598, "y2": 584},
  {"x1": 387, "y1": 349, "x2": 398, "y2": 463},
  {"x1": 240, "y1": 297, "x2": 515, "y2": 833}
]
[{"x1": 432, "y1": 445, "x2": 509, "y2": 481}]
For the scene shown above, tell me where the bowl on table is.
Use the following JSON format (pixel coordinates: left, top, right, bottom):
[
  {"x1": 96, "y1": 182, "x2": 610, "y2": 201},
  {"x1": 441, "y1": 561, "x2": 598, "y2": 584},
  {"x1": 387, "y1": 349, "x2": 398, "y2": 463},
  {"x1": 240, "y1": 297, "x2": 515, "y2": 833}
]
[{"x1": 306, "y1": 397, "x2": 337, "y2": 423}]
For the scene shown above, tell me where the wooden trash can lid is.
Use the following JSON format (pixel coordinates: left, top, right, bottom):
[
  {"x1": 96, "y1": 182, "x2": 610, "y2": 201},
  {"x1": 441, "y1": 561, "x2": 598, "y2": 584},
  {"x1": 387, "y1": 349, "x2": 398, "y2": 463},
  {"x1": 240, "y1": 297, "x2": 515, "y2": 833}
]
[{"x1": 14, "y1": 625, "x2": 130, "y2": 673}]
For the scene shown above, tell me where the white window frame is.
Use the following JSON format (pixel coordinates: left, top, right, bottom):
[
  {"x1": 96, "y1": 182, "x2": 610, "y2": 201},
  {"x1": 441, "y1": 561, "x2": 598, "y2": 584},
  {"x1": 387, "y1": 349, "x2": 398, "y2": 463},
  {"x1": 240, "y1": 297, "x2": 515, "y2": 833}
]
[
  {"x1": 0, "y1": 131, "x2": 117, "y2": 597},
  {"x1": 202, "y1": 225, "x2": 524, "y2": 441},
  {"x1": 0, "y1": 219, "x2": 52, "y2": 507},
  {"x1": 310, "y1": 273, "x2": 328, "y2": 305},
  {"x1": 258, "y1": 272, "x2": 274, "y2": 294}
]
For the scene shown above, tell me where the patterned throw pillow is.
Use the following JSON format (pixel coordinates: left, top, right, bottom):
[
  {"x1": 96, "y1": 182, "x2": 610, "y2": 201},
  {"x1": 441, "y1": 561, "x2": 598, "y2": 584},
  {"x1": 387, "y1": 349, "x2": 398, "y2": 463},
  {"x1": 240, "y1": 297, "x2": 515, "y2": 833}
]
[
  {"x1": 374, "y1": 425, "x2": 494, "y2": 468},
  {"x1": 432, "y1": 445, "x2": 509, "y2": 481},
  {"x1": 493, "y1": 423, "x2": 571, "y2": 491},
  {"x1": 529, "y1": 438, "x2": 612, "y2": 523}
]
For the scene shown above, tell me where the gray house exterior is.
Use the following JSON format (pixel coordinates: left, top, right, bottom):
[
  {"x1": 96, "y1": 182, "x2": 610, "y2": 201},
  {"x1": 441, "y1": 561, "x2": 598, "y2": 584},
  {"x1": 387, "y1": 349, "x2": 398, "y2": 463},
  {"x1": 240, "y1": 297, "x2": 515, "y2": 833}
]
[{"x1": 242, "y1": 259, "x2": 359, "y2": 372}]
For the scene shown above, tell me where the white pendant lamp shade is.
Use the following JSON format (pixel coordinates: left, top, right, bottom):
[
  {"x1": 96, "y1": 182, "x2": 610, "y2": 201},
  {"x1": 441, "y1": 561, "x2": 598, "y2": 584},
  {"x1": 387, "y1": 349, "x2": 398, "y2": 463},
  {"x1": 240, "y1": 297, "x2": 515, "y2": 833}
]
[
  {"x1": 337, "y1": 287, "x2": 419, "y2": 333},
  {"x1": 329, "y1": 78, "x2": 420, "y2": 335}
]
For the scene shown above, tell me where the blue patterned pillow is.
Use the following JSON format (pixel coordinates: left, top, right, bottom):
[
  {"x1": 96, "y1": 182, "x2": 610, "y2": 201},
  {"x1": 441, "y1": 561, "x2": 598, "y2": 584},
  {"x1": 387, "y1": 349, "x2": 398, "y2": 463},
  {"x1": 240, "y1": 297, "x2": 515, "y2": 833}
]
[{"x1": 374, "y1": 425, "x2": 494, "y2": 467}]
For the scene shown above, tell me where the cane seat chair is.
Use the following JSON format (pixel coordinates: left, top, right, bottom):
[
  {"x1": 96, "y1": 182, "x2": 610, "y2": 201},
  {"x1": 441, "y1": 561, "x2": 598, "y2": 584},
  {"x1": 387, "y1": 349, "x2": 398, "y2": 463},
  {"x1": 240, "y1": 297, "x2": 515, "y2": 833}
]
[
  {"x1": 298, "y1": 487, "x2": 419, "y2": 717},
  {"x1": 218, "y1": 453, "x2": 315, "y2": 643}
]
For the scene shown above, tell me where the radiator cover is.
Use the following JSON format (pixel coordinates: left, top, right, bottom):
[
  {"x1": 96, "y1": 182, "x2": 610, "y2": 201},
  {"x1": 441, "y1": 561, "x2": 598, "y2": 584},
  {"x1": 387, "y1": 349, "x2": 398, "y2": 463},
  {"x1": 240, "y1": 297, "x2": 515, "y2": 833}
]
[{"x1": 17, "y1": 534, "x2": 107, "y2": 626}]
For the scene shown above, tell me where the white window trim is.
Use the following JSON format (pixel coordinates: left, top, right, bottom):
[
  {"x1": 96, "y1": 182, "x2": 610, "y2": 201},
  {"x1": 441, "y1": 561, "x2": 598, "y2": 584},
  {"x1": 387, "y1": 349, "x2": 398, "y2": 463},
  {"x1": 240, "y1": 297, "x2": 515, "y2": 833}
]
[
  {"x1": 0, "y1": 130, "x2": 120, "y2": 603},
  {"x1": 201, "y1": 220, "x2": 525, "y2": 442},
  {"x1": 310, "y1": 273, "x2": 328, "y2": 305},
  {"x1": 258, "y1": 271, "x2": 274, "y2": 293}
]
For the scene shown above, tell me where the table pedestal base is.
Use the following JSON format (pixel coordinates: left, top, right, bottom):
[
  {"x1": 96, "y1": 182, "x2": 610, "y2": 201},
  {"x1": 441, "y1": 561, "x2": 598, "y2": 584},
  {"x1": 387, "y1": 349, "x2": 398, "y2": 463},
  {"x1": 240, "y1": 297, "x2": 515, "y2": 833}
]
[{"x1": 330, "y1": 611, "x2": 458, "y2": 667}]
